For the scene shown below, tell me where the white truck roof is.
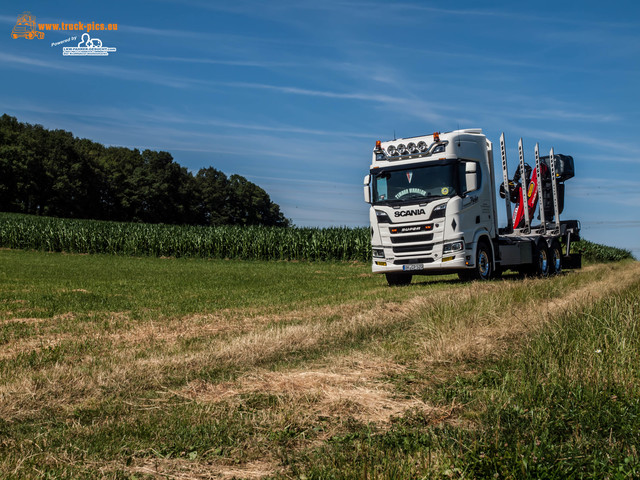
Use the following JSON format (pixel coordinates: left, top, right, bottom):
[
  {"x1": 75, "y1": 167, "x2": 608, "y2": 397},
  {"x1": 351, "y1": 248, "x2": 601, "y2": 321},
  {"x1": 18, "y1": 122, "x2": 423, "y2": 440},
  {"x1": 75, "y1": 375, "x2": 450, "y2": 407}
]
[{"x1": 371, "y1": 129, "x2": 488, "y2": 168}]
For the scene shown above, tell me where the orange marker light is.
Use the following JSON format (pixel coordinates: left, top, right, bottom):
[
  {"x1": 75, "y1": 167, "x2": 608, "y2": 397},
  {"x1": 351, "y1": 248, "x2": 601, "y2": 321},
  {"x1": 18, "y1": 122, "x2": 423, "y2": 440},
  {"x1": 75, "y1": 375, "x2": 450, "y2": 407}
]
[
  {"x1": 375, "y1": 140, "x2": 381, "y2": 150},
  {"x1": 433, "y1": 132, "x2": 440, "y2": 142}
]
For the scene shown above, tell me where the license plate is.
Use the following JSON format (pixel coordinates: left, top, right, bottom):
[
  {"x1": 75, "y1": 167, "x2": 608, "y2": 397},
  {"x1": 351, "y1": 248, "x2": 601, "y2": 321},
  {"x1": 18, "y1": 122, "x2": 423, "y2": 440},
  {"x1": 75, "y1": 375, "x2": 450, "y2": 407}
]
[{"x1": 403, "y1": 264, "x2": 424, "y2": 271}]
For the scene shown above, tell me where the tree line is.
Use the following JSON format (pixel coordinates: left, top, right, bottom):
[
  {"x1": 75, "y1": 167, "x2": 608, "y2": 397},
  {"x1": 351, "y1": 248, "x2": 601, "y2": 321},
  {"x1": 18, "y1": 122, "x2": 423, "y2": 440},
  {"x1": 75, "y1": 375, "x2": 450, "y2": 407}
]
[{"x1": 0, "y1": 114, "x2": 289, "y2": 227}]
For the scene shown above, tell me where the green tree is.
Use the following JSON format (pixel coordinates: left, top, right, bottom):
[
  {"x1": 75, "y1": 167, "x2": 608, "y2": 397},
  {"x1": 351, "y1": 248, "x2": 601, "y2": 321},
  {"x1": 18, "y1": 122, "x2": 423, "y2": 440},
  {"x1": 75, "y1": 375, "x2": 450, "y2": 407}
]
[{"x1": 0, "y1": 114, "x2": 289, "y2": 227}]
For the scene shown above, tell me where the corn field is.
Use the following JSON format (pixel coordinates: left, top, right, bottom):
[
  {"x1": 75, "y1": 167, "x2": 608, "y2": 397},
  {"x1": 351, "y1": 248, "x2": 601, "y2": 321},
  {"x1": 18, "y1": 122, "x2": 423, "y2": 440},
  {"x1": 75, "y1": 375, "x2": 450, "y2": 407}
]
[
  {"x1": 569, "y1": 238, "x2": 634, "y2": 262},
  {"x1": 0, "y1": 213, "x2": 632, "y2": 263},
  {"x1": 0, "y1": 213, "x2": 371, "y2": 261}
]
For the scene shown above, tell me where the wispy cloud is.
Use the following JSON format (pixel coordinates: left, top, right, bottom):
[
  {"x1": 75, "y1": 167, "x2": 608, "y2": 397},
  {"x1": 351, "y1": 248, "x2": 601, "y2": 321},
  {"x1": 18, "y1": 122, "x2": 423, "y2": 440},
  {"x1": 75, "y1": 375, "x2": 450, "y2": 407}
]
[
  {"x1": 521, "y1": 128, "x2": 640, "y2": 156},
  {"x1": 214, "y1": 81, "x2": 400, "y2": 102},
  {"x1": 571, "y1": 177, "x2": 640, "y2": 209},
  {"x1": 118, "y1": 24, "x2": 214, "y2": 39},
  {"x1": 1, "y1": 99, "x2": 376, "y2": 140},
  {"x1": 126, "y1": 53, "x2": 296, "y2": 68},
  {"x1": 209, "y1": 80, "x2": 449, "y2": 123},
  {"x1": 0, "y1": 52, "x2": 196, "y2": 88},
  {"x1": 0, "y1": 14, "x2": 17, "y2": 24},
  {"x1": 334, "y1": 2, "x2": 640, "y2": 29}
]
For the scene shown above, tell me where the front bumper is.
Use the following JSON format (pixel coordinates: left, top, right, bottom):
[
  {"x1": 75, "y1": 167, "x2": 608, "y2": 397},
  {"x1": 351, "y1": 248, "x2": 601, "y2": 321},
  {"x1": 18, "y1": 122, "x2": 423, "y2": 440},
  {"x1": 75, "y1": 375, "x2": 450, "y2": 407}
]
[{"x1": 371, "y1": 248, "x2": 469, "y2": 274}]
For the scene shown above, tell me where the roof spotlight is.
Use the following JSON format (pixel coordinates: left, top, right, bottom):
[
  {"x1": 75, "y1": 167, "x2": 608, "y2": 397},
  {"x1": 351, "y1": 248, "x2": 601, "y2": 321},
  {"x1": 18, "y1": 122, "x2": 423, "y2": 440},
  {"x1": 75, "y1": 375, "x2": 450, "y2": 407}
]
[
  {"x1": 387, "y1": 145, "x2": 398, "y2": 156},
  {"x1": 397, "y1": 143, "x2": 408, "y2": 155},
  {"x1": 417, "y1": 141, "x2": 428, "y2": 152},
  {"x1": 407, "y1": 142, "x2": 418, "y2": 154}
]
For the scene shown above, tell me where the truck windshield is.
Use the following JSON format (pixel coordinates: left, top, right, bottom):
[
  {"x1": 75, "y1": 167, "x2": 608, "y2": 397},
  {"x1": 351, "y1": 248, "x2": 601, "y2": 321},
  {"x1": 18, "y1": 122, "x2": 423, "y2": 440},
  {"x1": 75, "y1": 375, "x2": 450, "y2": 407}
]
[{"x1": 371, "y1": 162, "x2": 461, "y2": 205}]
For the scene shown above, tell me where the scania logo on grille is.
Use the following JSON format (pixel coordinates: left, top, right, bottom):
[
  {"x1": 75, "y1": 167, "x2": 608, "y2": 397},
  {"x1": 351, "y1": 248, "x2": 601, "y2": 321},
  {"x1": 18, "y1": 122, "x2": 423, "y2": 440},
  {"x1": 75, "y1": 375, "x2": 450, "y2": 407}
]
[{"x1": 394, "y1": 208, "x2": 426, "y2": 217}]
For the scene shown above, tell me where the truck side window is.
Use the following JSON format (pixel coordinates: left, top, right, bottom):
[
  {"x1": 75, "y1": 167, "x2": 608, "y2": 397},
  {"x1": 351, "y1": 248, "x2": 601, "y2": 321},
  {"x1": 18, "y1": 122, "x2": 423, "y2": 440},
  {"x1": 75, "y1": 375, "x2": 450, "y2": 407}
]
[
  {"x1": 458, "y1": 163, "x2": 467, "y2": 193},
  {"x1": 376, "y1": 175, "x2": 388, "y2": 201}
]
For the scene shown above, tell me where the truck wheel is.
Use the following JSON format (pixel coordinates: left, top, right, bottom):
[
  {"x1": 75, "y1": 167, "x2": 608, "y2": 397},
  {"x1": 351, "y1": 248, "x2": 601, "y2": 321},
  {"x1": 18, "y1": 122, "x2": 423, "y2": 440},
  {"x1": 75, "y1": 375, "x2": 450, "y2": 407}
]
[
  {"x1": 533, "y1": 242, "x2": 550, "y2": 277},
  {"x1": 386, "y1": 273, "x2": 412, "y2": 286},
  {"x1": 468, "y1": 241, "x2": 492, "y2": 281},
  {"x1": 550, "y1": 241, "x2": 562, "y2": 275}
]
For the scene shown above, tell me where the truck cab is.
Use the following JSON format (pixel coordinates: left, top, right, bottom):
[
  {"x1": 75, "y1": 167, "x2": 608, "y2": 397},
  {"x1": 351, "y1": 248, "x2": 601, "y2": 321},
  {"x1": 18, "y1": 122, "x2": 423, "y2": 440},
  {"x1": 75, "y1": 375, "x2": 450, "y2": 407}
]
[{"x1": 364, "y1": 129, "x2": 498, "y2": 285}]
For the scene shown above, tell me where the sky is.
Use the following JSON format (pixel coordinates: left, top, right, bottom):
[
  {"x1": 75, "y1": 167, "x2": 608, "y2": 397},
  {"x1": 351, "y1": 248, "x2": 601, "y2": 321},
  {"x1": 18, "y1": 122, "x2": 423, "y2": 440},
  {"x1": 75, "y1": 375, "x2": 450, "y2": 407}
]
[{"x1": 1, "y1": 1, "x2": 640, "y2": 258}]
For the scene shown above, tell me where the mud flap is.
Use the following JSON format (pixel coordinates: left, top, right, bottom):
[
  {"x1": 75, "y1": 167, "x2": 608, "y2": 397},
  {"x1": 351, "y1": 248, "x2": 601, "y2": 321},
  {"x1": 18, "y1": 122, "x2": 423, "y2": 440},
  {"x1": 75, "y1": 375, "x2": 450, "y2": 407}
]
[{"x1": 562, "y1": 253, "x2": 582, "y2": 270}]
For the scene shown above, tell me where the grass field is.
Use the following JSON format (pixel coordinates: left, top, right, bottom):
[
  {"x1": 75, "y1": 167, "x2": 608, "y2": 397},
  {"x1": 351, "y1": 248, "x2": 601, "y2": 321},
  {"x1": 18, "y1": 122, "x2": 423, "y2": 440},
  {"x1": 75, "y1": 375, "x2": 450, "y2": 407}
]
[{"x1": 1, "y1": 249, "x2": 639, "y2": 479}]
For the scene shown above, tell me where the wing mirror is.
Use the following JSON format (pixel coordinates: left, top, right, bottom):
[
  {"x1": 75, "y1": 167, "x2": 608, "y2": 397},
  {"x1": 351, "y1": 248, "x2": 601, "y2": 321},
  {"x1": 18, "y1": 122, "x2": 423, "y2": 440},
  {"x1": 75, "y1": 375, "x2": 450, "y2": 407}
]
[
  {"x1": 465, "y1": 162, "x2": 478, "y2": 193},
  {"x1": 363, "y1": 175, "x2": 371, "y2": 203}
]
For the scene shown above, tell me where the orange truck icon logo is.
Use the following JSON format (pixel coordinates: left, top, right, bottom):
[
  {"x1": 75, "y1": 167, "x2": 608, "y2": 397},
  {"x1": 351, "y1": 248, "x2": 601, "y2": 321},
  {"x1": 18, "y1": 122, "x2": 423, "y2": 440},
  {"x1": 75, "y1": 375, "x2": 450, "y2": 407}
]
[{"x1": 11, "y1": 12, "x2": 44, "y2": 39}]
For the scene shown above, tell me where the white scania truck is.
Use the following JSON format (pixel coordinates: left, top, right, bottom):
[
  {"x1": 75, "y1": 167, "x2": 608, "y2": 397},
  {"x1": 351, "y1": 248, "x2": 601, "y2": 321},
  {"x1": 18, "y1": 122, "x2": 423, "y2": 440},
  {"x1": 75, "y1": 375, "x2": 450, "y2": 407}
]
[{"x1": 363, "y1": 129, "x2": 581, "y2": 285}]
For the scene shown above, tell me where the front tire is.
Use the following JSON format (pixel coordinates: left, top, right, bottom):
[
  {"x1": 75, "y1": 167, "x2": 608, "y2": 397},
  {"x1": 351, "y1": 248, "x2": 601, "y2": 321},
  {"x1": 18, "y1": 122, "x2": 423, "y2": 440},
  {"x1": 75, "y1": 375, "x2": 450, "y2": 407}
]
[
  {"x1": 386, "y1": 272, "x2": 412, "y2": 286},
  {"x1": 474, "y1": 241, "x2": 493, "y2": 280},
  {"x1": 459, "y1": 241, "x2": 493, "y2": 282}
]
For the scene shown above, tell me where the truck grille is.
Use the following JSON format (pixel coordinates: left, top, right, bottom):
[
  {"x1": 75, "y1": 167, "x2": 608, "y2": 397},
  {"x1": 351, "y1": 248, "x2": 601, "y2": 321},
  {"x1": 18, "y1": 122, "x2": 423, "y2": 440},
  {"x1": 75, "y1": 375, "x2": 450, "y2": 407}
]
[
  {"x1": 392, "y1": 244, "x2": 434, "y2": 254},
  {"x1": 394, "y1": 258, "x2": 434, "y2": 265},
  {"x1": 390, "y1": 233, "x2": 433, "y2": 244}
]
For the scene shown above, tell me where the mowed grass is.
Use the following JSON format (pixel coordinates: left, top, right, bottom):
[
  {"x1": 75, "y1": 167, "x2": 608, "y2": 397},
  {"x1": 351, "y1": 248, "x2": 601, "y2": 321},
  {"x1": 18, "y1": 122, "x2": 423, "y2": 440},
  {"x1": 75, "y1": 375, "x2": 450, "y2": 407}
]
[
  {"x1": 0, "y1": 249, "x2": 380, "y2": 315},
  {"x1": 1, "y1": 248, "x2": 639, "y2": 479}
]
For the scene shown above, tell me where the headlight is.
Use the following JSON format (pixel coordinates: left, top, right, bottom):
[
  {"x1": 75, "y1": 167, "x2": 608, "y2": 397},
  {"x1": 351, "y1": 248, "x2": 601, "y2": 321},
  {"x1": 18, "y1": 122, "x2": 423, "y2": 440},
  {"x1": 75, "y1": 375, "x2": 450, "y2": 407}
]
[
  {"x1": 387, "y1": 145, "x2": 398, "y2": 156},
  {"x1": 373, "y1": 248, "x2": 385, "y2": 258},
  {"x1": 417, "y1": 141, "x2": 428, "y2": 152},
  {"x1": 375, "y1": 210, "x2": 391, "y2": 224},
  {"x1": 397, "y1": 144, "x2": 408, "y2": 155},
  {"x1": 432, "y1": 203, "x2": 446, "y2": 219},
  {"x1": 443, "y1": 241, "x2": 464, "y2": 253},
  {"x1": 407, "y1": 142, "x2": 418, "y2": 154}
]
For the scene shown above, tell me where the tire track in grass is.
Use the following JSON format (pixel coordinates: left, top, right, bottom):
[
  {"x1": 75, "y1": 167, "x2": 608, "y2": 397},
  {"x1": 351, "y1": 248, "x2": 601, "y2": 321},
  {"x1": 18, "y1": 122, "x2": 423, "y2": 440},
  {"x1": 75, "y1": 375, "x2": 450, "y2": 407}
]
[{"x1": 153, "y1": 263, "x2": 640, "y2": 478}]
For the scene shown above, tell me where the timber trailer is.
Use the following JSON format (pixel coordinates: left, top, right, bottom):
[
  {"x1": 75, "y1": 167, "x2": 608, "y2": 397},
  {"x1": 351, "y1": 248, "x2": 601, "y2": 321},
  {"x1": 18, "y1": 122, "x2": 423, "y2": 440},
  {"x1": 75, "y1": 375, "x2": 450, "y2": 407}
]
[{"x1": 363, "y1": 129, "x2": 581, "y2": 285}]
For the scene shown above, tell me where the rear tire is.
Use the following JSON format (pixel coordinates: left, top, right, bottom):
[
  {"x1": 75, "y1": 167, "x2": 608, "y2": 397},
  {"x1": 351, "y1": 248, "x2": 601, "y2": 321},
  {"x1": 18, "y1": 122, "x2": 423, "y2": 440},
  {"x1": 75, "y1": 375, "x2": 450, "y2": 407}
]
[
  {"x1": 533, "y1": 242, "x2": 551, "y2": 277},
  {"x1": 386, "y1": 273, "x2": 412, "y2": 286},
  {"x1": 550, "y1": 241, "x2": 562, "y2": 275}
]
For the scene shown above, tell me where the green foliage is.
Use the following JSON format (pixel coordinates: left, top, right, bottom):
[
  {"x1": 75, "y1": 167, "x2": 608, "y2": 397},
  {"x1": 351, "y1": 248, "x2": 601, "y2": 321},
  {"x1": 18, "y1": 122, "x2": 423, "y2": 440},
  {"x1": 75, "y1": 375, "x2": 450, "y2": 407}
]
[
  {"x1": 570, "y1": 239, "x2": 634, "y2": 262},
  {"x1": 0, "y1": 212, "x2": 370, "y2": 261},
  {"x1": 0, "y1": 114, "x2": 289, "y2": 227}
]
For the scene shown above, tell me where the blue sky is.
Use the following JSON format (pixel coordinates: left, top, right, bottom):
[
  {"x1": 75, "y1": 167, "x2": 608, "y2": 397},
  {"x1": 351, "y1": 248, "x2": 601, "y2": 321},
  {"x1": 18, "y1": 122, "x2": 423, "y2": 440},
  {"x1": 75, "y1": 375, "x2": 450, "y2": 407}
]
[{"x1": 2, "y1": 1, "x2": 640, "y2": 257}]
